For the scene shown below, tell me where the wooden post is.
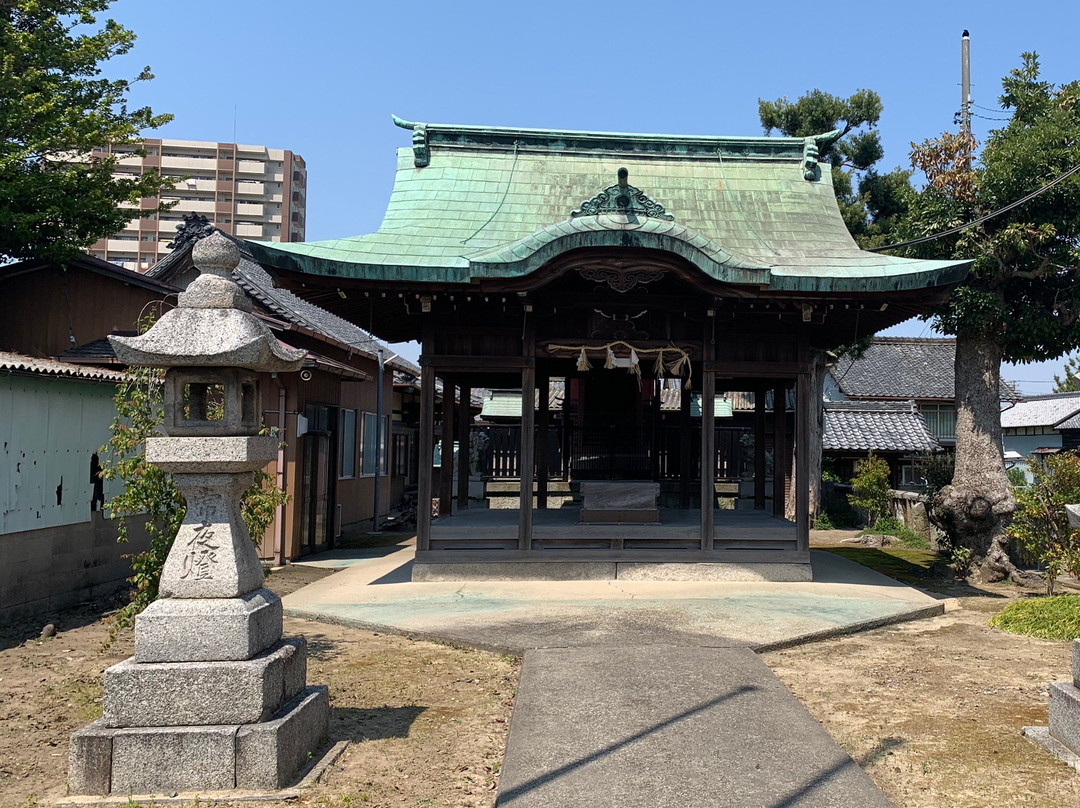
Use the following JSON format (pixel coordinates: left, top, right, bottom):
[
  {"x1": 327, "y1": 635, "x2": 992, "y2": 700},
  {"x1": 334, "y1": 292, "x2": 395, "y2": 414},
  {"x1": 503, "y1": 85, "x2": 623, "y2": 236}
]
[
  {"x1": 772, "y1": 383, "x2": 786, "y2": 518},
  {"x1": 796, "y1": 371, "x2": 811, "y2": 551},
  {"x1": 518, "y1": 319, "x2": 536, "y2": 550},
  {"x1": 650, "y1": 378, "x2": 662, "y2": 481},
  {"x1": 417, "y1": 363, "x2": 436, "y2": 551},
  {"x1": 537, "y1": 373, "x2": 549, "y2": 509},
  {"x1": 754, "y1": 385, "x2": 766, "y2": 510},
  {"x1": 700, "y1": 328, "x2": 716, "y2": 550},
  {"x1": 439, "y1": 377, "x2": 455, "y2": 518},
  {"x1": 456, "y1": 382, "x2": 471, "y2": 510},
  {"x1": 679, "y1": 381, "x2": 692, "y2": 509}
]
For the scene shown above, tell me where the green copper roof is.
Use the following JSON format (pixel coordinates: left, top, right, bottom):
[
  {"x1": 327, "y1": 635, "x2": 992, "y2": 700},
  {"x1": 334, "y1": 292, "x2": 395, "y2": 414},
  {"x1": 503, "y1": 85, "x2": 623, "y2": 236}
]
[{"x1": 248, "y1": 118, "x2": 970, "y2": 293}]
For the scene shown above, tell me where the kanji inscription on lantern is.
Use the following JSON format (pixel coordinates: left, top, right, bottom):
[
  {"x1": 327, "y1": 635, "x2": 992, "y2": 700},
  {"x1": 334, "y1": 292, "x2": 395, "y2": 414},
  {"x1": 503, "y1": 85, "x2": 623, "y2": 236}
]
[{"x1": 179, "y1": 523, "x2": 220, "y2": 580}]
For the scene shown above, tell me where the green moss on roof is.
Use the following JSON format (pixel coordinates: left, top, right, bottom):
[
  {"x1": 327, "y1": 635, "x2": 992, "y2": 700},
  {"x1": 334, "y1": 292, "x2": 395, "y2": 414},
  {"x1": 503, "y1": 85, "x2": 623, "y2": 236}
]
[{"x1": 248, "y1": 119, "x2": 970, "y2": 293}]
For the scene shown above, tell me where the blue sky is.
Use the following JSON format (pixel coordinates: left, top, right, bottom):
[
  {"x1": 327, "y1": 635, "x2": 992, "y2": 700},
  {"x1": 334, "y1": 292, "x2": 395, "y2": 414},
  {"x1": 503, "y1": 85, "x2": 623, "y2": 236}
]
[{"x1": 108, "y1": 0, "x2": 1079, "y2": 390}]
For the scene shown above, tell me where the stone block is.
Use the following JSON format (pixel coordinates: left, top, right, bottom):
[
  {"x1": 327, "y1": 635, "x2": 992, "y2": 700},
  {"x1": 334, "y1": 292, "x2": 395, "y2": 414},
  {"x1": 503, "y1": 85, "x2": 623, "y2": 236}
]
[
  {"x1": 1049, "y1": 680, "x2": 1080, "y2": 753},
  {"x1": 135, "y1": 588, "x2": 282, "y2": 663},
  {"x1": 235, "y1": 686, "x2": 330, "y2": 790},
  {"x1": 1073, "y1": 639, "x2": 1080, "y2": 687},
  {"x1": 616, "y1": 562, "x2": 813, "y2": 582},
  {"x1": 110, "y1": 724, "x2": 238, "y2": 794},
  {"x1": 579, "y1": 480, "x2": 659, "y2": 511},
  {"x1": 103, "y1": 638, "x2": 306, "y2": 727},
  {"x1": 158, "y1": 472, "x2": 265, "y2": 599},
  {"x1": 68, "y1": 722, "x2": 114, "y2": 796},
  {"x1": 412, "y1": 561, "x2": 618, "y2": 581}
]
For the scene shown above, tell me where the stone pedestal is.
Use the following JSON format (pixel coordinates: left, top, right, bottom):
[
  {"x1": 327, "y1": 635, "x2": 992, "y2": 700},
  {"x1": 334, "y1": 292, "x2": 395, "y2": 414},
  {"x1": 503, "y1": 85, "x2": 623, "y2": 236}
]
[
  {"x1": 579, "y1": 480, "x2": 660, "y2": 524},
  {"x1": 1025, "y1": 640, "x2": 1080, "y2": 771},
  {"x1": 69, "y1": 433, "x2": 329, "y2": 795},
  {"x1": 70, "y1": 230, "x2": 325, "y2": 801}
]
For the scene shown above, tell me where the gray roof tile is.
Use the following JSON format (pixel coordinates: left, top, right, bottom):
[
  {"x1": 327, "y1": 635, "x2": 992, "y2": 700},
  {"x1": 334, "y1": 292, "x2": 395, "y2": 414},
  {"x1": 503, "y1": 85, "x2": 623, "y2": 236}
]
[
  {"x1": 823, "y1": 400, "x2": 940, "y2": 453},
  {"x1": 831, "y1": 337, "x2": 1019, "y2": 401}
]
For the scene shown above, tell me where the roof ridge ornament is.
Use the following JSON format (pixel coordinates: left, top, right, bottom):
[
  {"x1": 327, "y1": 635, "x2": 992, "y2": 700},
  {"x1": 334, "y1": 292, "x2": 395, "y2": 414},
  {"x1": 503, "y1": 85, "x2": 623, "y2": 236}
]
[
  {"x1": 392, "y1": 114, "x2": 429, "y2": 168},
  {"x1": 571, "y1": 167, "x2": 675, "y2": 221},
  {"x1": 802, "y1": 129, "x2": 843, "y2": 182}
]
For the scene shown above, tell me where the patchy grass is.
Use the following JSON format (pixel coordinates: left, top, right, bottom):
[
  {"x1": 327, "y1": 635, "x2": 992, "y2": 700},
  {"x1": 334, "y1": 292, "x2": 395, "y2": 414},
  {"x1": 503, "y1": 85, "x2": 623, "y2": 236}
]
[
  {"x1": 988, "y1": 594, "x2": 1080, "y2": 640},
  {"x1": 823, "y1": 546, "x2": 943, "y2": 587}
]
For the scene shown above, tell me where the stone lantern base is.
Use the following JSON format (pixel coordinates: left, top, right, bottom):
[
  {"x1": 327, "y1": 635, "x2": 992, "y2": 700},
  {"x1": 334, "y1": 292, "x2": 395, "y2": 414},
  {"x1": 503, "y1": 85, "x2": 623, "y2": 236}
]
[
  {"x1": 1025, "y1": 640, "x2": 1080, "y2": 773},
  {"x1": 68, "y1": 436, "x2": 329, "y2": 796}
]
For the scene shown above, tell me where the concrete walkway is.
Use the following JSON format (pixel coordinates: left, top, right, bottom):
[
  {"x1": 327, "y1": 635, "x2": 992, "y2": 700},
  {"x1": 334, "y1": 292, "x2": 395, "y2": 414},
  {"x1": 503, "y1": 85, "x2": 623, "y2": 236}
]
[
  {"x1": 497, "y1": 646, "x2": 895, "y2": 807},
  {"x1": 286, "y1": 541, "x2": 933, "y2": 806},
  {"x1": 285, "y1": 541, "x2": 944, "y2": 651}
]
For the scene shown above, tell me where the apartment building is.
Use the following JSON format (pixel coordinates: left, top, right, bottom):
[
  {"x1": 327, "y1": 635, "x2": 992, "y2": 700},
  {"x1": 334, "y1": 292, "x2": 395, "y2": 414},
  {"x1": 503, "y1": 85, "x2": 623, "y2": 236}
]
[{"x1": 88, "y1": 138, "x2": 306, "y2": 270}]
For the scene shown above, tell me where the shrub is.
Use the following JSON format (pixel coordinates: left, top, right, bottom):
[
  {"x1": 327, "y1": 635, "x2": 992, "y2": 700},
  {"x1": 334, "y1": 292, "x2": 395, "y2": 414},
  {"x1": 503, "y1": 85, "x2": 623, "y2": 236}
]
[
  {"x1": 848, "y1": 452, "x2": 892, "y2": 526},
  {"x1": 1007, "y1": 452, "x2": 1080, "y2": 595},
  {"x1": 868, "y1": 515, "x2": 931, "y2": 549},
  {"x1": 813, "y1": 512, "x2": 835, "y2": 530},
  {"x1": 1007, "y1": 465, "x2": 1028, "y2": 488},
  {"x1": 989, "y1": 595, "x2": 1080, "y2": 640}
]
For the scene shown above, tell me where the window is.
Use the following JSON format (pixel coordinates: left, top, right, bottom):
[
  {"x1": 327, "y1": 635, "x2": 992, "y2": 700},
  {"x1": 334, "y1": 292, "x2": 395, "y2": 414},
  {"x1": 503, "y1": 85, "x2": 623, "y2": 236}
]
[
  {"x1": 919, "y1": 403, "x2": 956, "y2": 441},
  {"x1": 360, "y1": 412, "x2": 389, "y2": 476},
  {"x1": 339, "y1": 409, "x2": 357, "y2": 478},
  {"x1": 393, "y1": 433, "x2": 411, "y2": 479}
]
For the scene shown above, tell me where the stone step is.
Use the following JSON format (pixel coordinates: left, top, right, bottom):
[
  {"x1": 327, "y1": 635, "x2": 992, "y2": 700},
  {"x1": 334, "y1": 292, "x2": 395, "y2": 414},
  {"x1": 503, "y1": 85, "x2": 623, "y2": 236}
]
[
  {"x1": 70, "y1": 685, "x2": 329, "y2": 795},
  {"x1": 1050, "y1": 680, "x2": 1080, "y2": 753},
  {"x1": 103, "y1": 637, "x2": 306, "y2": 728}
]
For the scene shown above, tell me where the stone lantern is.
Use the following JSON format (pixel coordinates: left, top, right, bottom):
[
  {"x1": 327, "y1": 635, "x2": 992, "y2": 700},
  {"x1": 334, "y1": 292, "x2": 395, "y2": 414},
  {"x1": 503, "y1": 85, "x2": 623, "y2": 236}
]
[{"x1": 68, "y1": 232, "x2": 329, "y2": 796}]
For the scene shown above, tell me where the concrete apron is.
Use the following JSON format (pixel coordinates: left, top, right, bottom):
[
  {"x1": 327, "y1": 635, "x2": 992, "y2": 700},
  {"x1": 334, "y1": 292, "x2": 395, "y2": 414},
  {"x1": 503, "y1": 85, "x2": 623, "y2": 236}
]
[
  {"x1": 285, "y1": 545, "x2": 936, "y2": 807},
  {"x1": 284, "y1": 546, "x2": 944, "y2": 653}
]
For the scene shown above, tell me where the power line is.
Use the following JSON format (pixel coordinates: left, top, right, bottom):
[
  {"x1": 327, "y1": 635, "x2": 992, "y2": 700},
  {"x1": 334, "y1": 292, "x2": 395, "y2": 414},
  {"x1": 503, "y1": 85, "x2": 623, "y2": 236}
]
[{"x1": 869, "y1": 159, "x2": 1080, "y2": 252}]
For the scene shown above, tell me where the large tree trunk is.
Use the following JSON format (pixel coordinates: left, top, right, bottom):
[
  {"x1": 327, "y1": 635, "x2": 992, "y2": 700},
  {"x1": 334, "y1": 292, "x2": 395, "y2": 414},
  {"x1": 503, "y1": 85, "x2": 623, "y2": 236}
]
[{"x1": 933, "y1": 330, "x2": 1019, "y2": 582}]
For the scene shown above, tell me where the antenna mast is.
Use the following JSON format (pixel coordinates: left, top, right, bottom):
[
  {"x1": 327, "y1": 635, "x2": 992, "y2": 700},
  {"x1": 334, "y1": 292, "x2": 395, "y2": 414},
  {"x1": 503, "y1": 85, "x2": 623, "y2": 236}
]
[{"x1": 961, "y1": 30, "x2": 972, "y2": 167}]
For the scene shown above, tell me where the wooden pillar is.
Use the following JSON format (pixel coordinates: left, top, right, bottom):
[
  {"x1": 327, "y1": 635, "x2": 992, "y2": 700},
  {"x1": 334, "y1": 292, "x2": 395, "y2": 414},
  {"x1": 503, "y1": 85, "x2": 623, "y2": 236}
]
[
  {"x1": 518, "y1": 319, "x2": 536, "y2": 550},
  {"x1": 754, "y1": 385, "x2": 766, "y2": 510},
  {"x1": 700, "y1": 328, "x2": 716, "y2": 550},
  {"x1": 679, "y1": 381, "x2": 692, "y2": 509},
  {"x1": 416, "y1": 364, "x2": 436, "y2": 551},
  {"x1": 456, "y1": 382, "x2": 471, "y2": 510},
  {"x1": 650, "y1": 378, "x2": 662, "y2": 481},
  {"x1": 772, "y1": 383, "x2": 786, "y2": 518},
  {"x1": 537, "y1": 373, "x2": 549, "y2": 509},
  {"x1": 796, "y1": 371, "x2": 811, "y2": 552},
  {"x1": 439, "y1": 376, "x2": 455, "y2": 518}
]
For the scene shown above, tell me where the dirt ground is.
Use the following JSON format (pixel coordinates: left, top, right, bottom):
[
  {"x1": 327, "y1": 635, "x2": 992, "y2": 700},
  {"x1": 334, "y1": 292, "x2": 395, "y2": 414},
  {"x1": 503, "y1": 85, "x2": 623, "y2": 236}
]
[
  {"x1": 2, "y1": 544, "x2": 1079, "y2": 808},
  {"x1": 0, "y1": 565, "x2": 518, "y2": 808}
]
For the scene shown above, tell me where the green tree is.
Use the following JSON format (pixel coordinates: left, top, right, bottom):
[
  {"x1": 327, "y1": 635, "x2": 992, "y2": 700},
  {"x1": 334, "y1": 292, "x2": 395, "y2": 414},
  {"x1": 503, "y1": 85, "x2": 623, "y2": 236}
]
[
  {"x1": 898, "y1": 54, "x2": 1080, "y2": 582},
  {"x1": 848, "y1": 452, "x2": 892, "y2": 526},
  {"x1": 1007, "y1": 453, "x2": 1080, "y2": 595},
  {"x1": 759, "y1": 88, "x2": 914, "y2": 248},
  {"x1": 102, "y1": 311, "x2": 289, "y2": 637},
  {"x1": 1053, "y1": 353, "x2": 1080, "y2": 392},
  {"x1": 0, "y1": 0, "x2": 174, "y2": 264}
]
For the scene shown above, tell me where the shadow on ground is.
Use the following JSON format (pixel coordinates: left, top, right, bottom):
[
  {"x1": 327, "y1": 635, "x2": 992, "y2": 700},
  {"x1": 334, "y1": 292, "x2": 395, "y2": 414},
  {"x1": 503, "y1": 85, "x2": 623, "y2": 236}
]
[{"x1": 331, "y1": 706, "x2": 426, "y2": 743}]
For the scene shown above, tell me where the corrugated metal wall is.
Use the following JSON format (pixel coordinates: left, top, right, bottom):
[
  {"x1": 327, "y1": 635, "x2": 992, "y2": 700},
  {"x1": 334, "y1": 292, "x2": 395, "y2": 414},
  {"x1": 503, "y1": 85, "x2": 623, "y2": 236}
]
[{"x1": 0, "y1": 376, "x2": 124, "y2": 534}]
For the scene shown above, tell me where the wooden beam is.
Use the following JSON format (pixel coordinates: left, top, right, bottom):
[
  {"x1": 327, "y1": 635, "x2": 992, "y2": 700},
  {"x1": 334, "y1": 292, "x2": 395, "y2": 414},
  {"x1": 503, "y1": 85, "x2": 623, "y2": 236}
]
[
  {"x1": 650, "y1": 379, "x2": 662, "y2": 482},
  {"x1": 701, "y1": 328, "x2": 716, "y2": 550},
  {"x1": 421, "y1": 355, "x2": 528, "y2": 370},
  {"x1": 456, "y1": 383, "x2": 471, "y2": 510},
  {"x1": 519, "y1": 320, "x2": 537, "y2": 550},
  {"x1": 439, "y1": 376, "x2": 455, "y2": 518},
  {"x1": 773, "y1": 383, "x2": 786, "y2": 518},
  {"x1": 537, "y1": 373, "x2": 549, "y2": 510},
  {"x1": 796, "y1": 371, "x2": 811, "y2": 553},
  {"x1": 754, "y1": 386, "x2": 766, "y2": 510},
  {"x1": 417, "y1": 363, "x2": 436, "y2": 551}
]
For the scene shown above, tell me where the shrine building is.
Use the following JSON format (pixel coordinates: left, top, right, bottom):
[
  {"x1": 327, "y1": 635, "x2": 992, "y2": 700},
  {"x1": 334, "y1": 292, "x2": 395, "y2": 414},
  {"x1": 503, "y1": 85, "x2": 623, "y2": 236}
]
[{"x1": 249, "y1": 117, "x2": 970, "y2": 582}]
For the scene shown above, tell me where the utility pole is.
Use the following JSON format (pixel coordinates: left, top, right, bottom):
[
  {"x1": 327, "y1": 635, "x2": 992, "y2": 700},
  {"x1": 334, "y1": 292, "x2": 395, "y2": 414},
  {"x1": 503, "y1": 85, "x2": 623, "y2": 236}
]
[{"x1": 961, "y1": 29, "x2": 972, "y2": 168}]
